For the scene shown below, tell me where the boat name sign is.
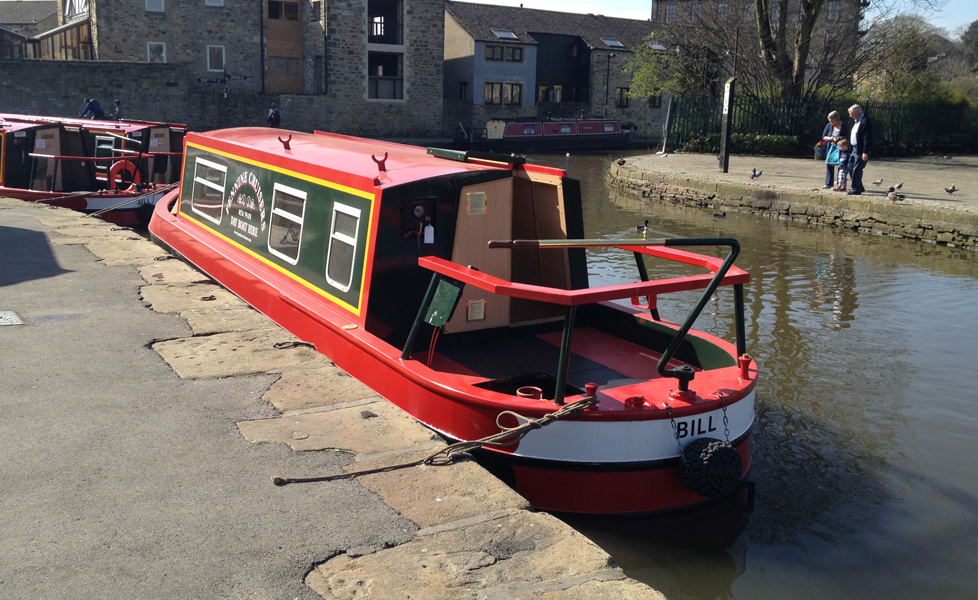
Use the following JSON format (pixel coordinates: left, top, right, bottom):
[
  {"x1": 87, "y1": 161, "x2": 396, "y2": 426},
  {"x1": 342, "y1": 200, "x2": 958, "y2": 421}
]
[{"x1": 226, "y1": 171, "x2": 267, "y2": 240}]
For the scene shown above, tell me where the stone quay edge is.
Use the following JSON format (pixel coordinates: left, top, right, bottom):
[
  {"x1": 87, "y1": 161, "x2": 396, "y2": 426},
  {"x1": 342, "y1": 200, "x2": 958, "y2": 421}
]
[
  {"x1": 0, "y1": 197, "x2": 663, "y2": 600},
  {"x1": 609, "y1": 153, "x2": 978, "y2": 251}
]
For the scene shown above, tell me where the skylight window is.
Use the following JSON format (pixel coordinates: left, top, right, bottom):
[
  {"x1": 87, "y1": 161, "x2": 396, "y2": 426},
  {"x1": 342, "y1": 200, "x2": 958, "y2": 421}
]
[
  {"x1": 602, "y1": 37, "x2": 625, "y2": 48},
  {"x1": 492, "y1": 29, "x2": 518, "y2": 40}
]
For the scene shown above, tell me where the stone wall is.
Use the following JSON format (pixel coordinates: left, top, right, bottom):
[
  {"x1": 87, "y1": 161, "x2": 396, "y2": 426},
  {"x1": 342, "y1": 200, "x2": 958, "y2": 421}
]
[{"x1": 608, "y1": 163, "x2": 978, "y2": 251}]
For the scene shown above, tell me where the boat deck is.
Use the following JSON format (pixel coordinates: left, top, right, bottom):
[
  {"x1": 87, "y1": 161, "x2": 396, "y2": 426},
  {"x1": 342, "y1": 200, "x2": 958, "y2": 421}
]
[{"x1": 426, "y1": 326, "x2": 688, "y2": 394}]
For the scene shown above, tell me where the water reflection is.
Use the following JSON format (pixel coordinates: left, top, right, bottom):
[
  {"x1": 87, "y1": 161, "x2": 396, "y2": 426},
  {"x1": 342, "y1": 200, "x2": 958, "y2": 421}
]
[{"x1": 523, "y1": 152, "x2": 978, "y2": 599}]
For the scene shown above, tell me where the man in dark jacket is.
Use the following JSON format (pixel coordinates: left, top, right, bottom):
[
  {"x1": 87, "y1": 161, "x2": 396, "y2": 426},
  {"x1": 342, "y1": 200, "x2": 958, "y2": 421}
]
[{"x1": 846, "y1": 104, "x2": 873, "y2": 195}]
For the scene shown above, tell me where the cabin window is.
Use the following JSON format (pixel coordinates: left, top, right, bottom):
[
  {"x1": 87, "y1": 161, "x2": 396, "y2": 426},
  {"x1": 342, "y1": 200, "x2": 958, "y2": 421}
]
[
  {"x1": 207, "y1": 45, "x2": 225, "y2": 72},
  {"x1": 190, "y1": 158, "x2": 227, "y2": 225},
  {"x1": 522, "y1": 124, "x2": 536, "y2": 135},
  {"x1": 268, "y1": 183, "x2": 306, "y2": 265},
  {"x1": 560, "y1": 124, "x2": 572, "y2": 133},
  {"x1": 325, "y1": 203, "x2": 361, "y2": 293},
  {"x1": 147, "y1": 42, "x2": 166, "y2": 63},
  {"x1": 604, "y1": 122, "x2": 616, "y2": 132}
]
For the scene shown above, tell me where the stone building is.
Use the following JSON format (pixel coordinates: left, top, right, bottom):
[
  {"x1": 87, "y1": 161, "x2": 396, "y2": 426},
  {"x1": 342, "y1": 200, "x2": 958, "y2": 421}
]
[
  {"x1": 21, "y1": 0, "x2": 446, "y2": 136},
  {"x1": 444, "y1": 1, "x2": 665, "y2": 142}
]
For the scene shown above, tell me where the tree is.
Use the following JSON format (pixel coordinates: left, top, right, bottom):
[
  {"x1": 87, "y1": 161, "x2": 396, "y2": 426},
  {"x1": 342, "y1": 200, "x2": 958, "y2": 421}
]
[
  {"x1": 627, "y1": 0, "x2": 947, "y2": 100},
  {"x1": 961, "y1": 20, "x2": 978, "y2": 68}
]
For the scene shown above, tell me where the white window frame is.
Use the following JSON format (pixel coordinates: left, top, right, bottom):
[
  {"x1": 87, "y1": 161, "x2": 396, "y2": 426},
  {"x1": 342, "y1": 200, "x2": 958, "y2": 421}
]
[
  {"x1": 267, "y1": 183, "x2": 307, "y2": 265},
  {"x1": 147, "y1": 42, "x2": 166, "y2": 63},
  {"x1": 325, "y1": 203, "x2": 361, "y2": 293},
  {"x1": 206, "y1": 45, "x2": 226, "y2": 72},
  {"x1": 146, "y1": 0, "x2": 164, "y2": 12},
  {"x1": 190, "y1": 158, "x2": 227, "y2": 225}
]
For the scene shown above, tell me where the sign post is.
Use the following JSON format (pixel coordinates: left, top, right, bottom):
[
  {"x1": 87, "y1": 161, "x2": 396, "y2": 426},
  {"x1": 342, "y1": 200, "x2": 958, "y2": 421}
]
[{"x1": 719, "y1": 77, "x2": 736, "y2": 173}]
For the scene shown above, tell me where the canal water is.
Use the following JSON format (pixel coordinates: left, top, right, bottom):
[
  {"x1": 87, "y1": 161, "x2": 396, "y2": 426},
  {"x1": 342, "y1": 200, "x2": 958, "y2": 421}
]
[{"x1": 527, "y1": 152, "x2": 978, "y2": 600}]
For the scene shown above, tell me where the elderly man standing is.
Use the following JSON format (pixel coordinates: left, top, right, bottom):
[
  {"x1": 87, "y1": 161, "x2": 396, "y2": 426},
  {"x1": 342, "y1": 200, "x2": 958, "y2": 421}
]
[{"x1": 846, "y1": 104, "x2": 873, "y2": 195}]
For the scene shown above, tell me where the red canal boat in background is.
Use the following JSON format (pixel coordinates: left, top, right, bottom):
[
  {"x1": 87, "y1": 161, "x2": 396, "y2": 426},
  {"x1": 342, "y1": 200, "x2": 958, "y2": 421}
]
[
  {"x1": 149, "y1": 127, "x2": 757, "y2": 514},
  {"x1": 0, "y1": 113, "x2": 185, "y2": 226}
]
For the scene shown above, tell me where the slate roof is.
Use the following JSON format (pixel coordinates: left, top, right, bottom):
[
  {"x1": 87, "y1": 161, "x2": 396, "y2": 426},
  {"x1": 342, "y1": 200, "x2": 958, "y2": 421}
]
[
  {"x1": 445, "y1": 1, "x2": 653, "y2": 51},
  {"x1": 0, "y1": 1, "x2": 57, "y2": 26}
]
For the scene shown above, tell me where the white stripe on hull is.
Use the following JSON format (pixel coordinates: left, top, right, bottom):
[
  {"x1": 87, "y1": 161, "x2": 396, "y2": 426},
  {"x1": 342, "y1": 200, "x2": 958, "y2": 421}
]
[{"x1": 508, "y1": 391, "x2": 755, "y2": 463}]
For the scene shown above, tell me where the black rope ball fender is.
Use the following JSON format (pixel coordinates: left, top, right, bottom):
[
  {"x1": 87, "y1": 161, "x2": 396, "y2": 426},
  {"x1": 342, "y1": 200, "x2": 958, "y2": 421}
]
[{"x1": 680, "y1": 437, "x2": 743, "y2": 499}]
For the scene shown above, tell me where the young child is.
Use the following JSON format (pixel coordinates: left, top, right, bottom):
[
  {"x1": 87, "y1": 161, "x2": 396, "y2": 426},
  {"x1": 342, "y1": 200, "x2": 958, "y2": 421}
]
[{"x1": 833, "y1": 138, "x2": 851, "y2": 191}]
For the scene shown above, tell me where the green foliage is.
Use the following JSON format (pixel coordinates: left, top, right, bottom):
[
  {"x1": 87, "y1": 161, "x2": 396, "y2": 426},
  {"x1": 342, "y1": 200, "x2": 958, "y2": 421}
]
[
  {"x1": 625, "y1": 33, "x2": 722, "y2": 99},
  {"x1": 679, "y1": 133, "x2": 799, "y2": 155}
]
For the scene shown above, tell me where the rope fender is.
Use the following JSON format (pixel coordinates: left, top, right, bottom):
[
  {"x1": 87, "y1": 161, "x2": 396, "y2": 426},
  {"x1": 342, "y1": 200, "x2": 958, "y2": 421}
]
[
  {"x1": 271, "y1": 395, "x2": 598, "y2": 486},
  {"x1": 679, "y1": 437, "x2": 743, "y2": 499}
]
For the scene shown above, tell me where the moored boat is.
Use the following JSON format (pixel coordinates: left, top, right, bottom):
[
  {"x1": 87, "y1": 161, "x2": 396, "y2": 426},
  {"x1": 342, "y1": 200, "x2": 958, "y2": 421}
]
[
  {"x1": 458, "y1": 117, "x2": 635, "y2": 153},
  {"x1": 0, "y1": 113, "x2": 186, "y2": 226},
  {"x1": 149, "y1": 127, "x2": 757, "y2": 514}
]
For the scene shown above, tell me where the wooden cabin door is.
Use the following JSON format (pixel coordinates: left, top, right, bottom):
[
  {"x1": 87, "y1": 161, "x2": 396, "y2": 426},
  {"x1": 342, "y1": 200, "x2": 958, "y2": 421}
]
[{"x1": 443, "y1": 178, "x2": 513, "y2": 334}]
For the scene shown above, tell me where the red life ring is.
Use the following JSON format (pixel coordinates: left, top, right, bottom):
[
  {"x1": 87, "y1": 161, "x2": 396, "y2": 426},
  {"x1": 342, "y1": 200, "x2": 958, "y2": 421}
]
[{"x1": 109, "y1": 160, "x2": 141, "y2": 191}]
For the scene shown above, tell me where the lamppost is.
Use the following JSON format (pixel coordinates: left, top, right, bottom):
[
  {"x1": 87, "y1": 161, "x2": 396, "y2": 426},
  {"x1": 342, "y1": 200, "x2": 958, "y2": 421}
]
[{"x1": 604, "y1": 52, "x2": 615, "y2": 116}]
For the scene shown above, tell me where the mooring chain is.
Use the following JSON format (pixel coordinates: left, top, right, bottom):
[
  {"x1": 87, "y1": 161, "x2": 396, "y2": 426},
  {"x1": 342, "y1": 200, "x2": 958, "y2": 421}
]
[
  {"x1": 665, "y1": 404, "x2": 688, "y2": 466},
  {"x1": 271, "y1": 395, "x2": 598, "y2": 487}
]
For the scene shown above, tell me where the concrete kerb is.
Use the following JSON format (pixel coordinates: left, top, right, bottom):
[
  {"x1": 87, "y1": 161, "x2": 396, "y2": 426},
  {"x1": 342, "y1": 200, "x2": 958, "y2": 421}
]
[{"x1": 11, "y1": 199, "x2": 663, "y2": 600}]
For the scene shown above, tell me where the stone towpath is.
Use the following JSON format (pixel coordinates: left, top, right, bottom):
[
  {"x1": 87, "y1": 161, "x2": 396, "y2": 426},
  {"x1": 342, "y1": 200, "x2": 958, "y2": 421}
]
[{"x1": 0, "y1": 198, "x2": 662, "y2": 600}]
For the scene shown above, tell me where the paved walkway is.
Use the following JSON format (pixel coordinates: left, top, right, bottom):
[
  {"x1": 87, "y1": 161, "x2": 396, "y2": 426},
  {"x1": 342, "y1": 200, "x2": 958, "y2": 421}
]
[
  {"x1": 0, "y1": 198, "x2": 661, "y2": 600},
  {"x1": 623, "y1": 152, "x2": 978, "y2": 214}
]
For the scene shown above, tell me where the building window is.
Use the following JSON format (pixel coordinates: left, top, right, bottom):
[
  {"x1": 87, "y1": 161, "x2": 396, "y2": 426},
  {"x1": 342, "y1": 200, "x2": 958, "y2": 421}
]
[
  {"x1": 649, "y1": 94, "x2": 662, "y2": 109},
  {"x1": 207, "y1": 45, "x2": 225, "y2": 72},
  {"x1": 504, "y1": 83, "x2": 522, "y2": 105},
  {"x1": 146, "y1": 0, "x2": 164, "y2": 12},
  {"x1": 745, "y1": 4, "x2": 755, "y2": 20},
  {"x1": 310, "y1": 1, "x2": 321, "y2": 21},
  {"x1": 368, "y1": 52, "x2": 403, "y2": 99},
  {"x1": 204, "y1": 0, "x2": 223, "y2": 6},
  {"x1": 718, "y1": 3, "x2": 728, "y2": 19},
  {"x1": 601, "y1": 37, "x2": 625, "y2": 49},
  {"x1": 484, "y1": 82, "x2": 503, "y2": 105},
  {"x1": 268, "y1": 184, "x2": 306, "y2": 265},
  {"x1": 798, "y1": 3, "x2": 804, "y2": 21},
  {"x1": 371, "y1": 15, "x2": 385, "y2": 37},
  {"x1": 615, "y1": 87, "x2": 629, "y2": 108},
  {"x1": 771, "y1": 3, "x2": 780, "y2": 22},
  {"x1": 459, "y1": 81, "x2": 468, "y2": 100},
  {"x1": 147, "y1": 42, "x2": 166, "y2": 63},
  {"x1": 826, "y1": 0, "x2": 839, "y2": 21},
  {"x1": 504, "y1": 46, "x2": 522, "y2": 62},
  {"x1": 691, "y1": 3, "x2": 702, "y2": 21},
  {"x1": 268, "y1": 1, "x2": 299, "y2": 20},
  {"x1": 190, "y1": 158, "x2": 226, "y2": 225},
  {"x1": 485, "y1": 45, "x2": 503, "y2": 61},
  {"x1": 270, "y1": 56, "x2": 301, "y2": 75},
  {"x1": 326, "y1": 203, "x2": 362, "y2": 293},
  {"x1": 492, "y1": 28, "x2": 518, "y2": 40},
  {"x1": 665, "y1": 4, "x2": 676, "y2": 23}
]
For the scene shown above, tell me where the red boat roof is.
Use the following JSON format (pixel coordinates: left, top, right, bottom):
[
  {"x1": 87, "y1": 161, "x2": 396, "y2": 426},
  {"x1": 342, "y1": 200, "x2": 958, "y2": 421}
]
[
  {"x1": 0, "y1": 113, "x2": 187, "y2": 133},
  {"x1": 189, "y1": 127, "x2": 514, "y2": 190}
]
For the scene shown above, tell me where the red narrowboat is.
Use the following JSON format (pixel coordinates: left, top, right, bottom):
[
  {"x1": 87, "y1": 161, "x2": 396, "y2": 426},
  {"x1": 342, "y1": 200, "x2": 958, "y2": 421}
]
[
  {"x1": 150, "y1": 127, "x2": 757, "y2": 514},
  {"x1": 0, "y1": 113, "x2": 186, "y2": 226},
  {"x1": 458, "y1": 117, "x2": 636, "y2": 152}
]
